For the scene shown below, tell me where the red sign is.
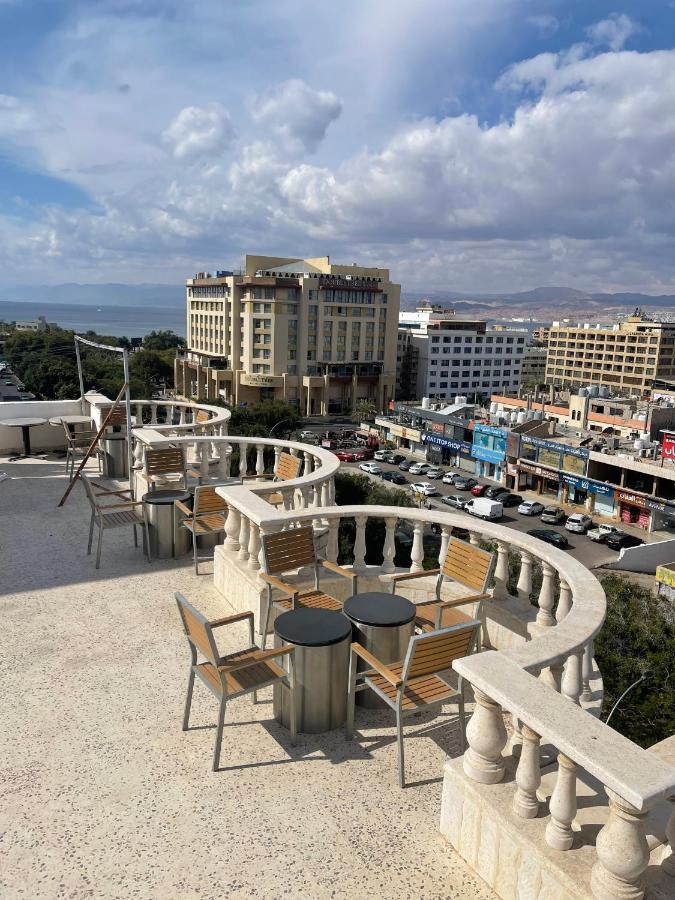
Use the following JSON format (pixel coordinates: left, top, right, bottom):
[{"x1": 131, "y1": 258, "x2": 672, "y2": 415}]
[{"x1": 663, "y1": 434, "x2": 675, "y2": 459}]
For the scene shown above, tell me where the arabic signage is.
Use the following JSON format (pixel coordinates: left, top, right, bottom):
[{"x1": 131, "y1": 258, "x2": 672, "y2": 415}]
[
  {"x1": 616, "y1": 490, "x2": 675, "y2": 514},
  {"x1": 521, "y1": 435, "x2": 589, "y2": 459},
  {"x1": 560, "y1": 472, "x2": 614, "y2": 497},
  {"x1": 388, "y1": 422, "x2": 422, "y2": 442},
  {"x1": 472, "y1": 422, "x2": 507, "y2": 464},
  {"x1": 519, "y1": 461, "x2": 561, "y2": 483},
  {"x1": 662, "y1": 433, "x2": 675, "y2": 459},
  {"x1": 422, "y1": 432, "x2": 472, "y2": 454}
]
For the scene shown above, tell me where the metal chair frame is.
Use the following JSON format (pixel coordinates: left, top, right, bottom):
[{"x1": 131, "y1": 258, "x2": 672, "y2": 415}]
[
  {"x1": 81, "y1": 473, "x2": 150, "y2": 569},
  {"x1": 346, "y1": 620, "x2": 481, "y2": 787},
  {"x1": 175, "y1": 484, "x2": 228, "y2": 575},
  {"x1": 62, "y1": 421, "x2": 103, "y2": 479},
  {"x1": 175, "y1": 592, "x2": 297, "y2": 771}
]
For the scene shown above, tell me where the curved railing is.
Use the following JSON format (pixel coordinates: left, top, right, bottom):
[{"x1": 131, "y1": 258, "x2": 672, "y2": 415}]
[{"x1": 130, "y1": 399, "x2": 230, "y2": 435}]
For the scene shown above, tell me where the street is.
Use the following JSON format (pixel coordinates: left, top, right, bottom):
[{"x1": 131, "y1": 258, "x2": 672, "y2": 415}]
[{"x1": 342, "y1": 456, "x2": 635, "y2": 572}]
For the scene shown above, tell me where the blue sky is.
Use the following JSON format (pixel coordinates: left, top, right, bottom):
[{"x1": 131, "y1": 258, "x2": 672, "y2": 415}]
[{"x1": 1, "y1": 0, "x2": 674, "y2": 292}]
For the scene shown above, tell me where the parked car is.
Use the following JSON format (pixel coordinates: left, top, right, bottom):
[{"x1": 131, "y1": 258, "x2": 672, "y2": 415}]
[
  {"x1": 441, "y1": 472, "x2": 457, "y2": 485},
  {"x1": 359, "y1": 462, "x2": 382, "y2": 475},
  {"x1": 498, "y1": 492, "x2": 523, "y2": 508},
  {"x1": 565, "y1": 513, "x2": 593, "y2": 534},
  {"x1": 425, "y1": 467, "x2": 444, "y2": 479},
  {"x1": 335, "y1": 450, "x2": 357, "y2": 462},
  {"x1": 408, "y1": 462, "x2": 430, "y2": 475},
  {"x1": 540, "y1": 506, "x2": 566, "y2": 525},
  {"x1": 373, "y1": 450, "x2": 388, "y2": 461},
  {"x1": 527, "y1": 528, "x2": 569, "y2": 549},
  {"x1": 410, "y1": 481, "x2": 438, "y2": 497},
  {"x1": 518, "y1": 500, "x2": 545, "y2": 516},
  {"x1": 587, "y1": 524, "x2": 622, "y2": 543},
  {"x1": 359, "y1": 447, "x2": 374, "y2": 459},
  {"x1": 605, "y1": 532, "x2": 645, "y2": 551},
  {"x1": 386, "y1": 452, "x2": 406, "y2": 464},
  {"x1": 464, "y1": 497, "x2": 503, "y2": 521},
  {"x1": 485, "y1": 485, "x2": 506, "y2": 499},
  {"x1": 470, "y1": 482, "x2": 488, "y2": 496},
  {"x1": 381, "y1": 471, "x2": 407, "y2": 485},
  {"x1": 398, "y1": 459, "x2": 414, "y2": 471},
  {"x1": 453, "y1": 476, "x2": 477, "y2": 491},
  {"x1": 299, "y1": 430, "x2": 318, "y2": 440},
  {"x1": 442, "y1": 494, "x2": 468, "y2": 509}
]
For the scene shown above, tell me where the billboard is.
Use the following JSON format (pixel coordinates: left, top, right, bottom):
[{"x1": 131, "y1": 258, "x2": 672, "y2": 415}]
[{"x1": 662, "y1": 433, "x2": 675, "y2": 459}]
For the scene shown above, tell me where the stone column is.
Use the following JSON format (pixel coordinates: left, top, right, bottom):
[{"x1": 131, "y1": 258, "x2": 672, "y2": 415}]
[
  {"x1": 353, "y1": 514, "x2": 368, "y2": 573},
  {"x1": 591, "y1": 790, "x2": 650, "y2": 900},
  {"x1": 545, "y1": 753, "x2": 577, "y2": 851},
  {"x1": 463, "y1": 688, "x2": 507, "y2": 784},
  {"x1": 513, "y1": 725, "x2": 541, "y2": 819}
]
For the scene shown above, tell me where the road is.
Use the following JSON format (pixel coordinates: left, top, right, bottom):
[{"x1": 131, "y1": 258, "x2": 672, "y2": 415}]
[{"x1": 342, "y1": 456, "x2": 628, "y2": 571}]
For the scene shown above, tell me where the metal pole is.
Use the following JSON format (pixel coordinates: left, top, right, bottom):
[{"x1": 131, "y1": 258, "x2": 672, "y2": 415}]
[
  {"x1": 122, "y1": 348, "x2": 135, "y2": 494},
  {"x1": 74, "y1": 338, "x2": 86, "y2": 415}
]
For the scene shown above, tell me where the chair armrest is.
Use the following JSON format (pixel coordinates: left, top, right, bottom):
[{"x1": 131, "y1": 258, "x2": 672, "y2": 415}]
[
  {"x1": 351, "y1": 643, "x2": 403, "y2": 688},
  {"x1": 319, "y1": 559, "x2": 354, "y2": 581},
  {"x1": 95, "y1": 488, "x2": 134, "y2": 498},
  {"x1": 175, "y1": 499, "x2": 192, "y2": 517},
  {"x1": 259, "y1": 572, "x2": 299, "y2": 600},
  {"x1": 241, "y1": 473, "x2": 274, "y2": 480},
  {"x1": 219, "y1": 645, "x2": 294, "y2": 673},
  {"x1": 187, "y1": 468, "x2": 202, "y2": 479},
  {"x1": 390, "y1": 568, "x2": 441, "y2": 585},
  {"x1": 209, "y1": 611, "x2": 254, "y2": 629},
  {"x1": 438, "y1": 592, "x2": 491, "y2": 609},
  {"x1": 98, "y1": 500, "x2": 144, "y2": 511}
]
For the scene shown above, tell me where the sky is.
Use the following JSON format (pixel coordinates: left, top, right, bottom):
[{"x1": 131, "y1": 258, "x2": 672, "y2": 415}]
[{"x1": 1, "y1": 0, "x2": 675, "y2": 293}]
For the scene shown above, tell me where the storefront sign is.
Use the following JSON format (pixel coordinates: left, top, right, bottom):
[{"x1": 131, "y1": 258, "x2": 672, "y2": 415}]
[
  {"x1": 521, "y1": 435, "x2": 589, "y2": 459},
  {"x1": 472, "y1": 422, "x2": 507, "y2": 464},
  {"x1": 473, "y1": 423, "x2": 507, "y2": 438},
  {"x1": 422, "y1": 432, "x2": 472, "y2": 454},
  {"x1": 560, "y1": 473, "x2": 613, "y2": 496},
  {"x1": 662, "y1": 433, "x2": 675, "y2": 459},
  {"x1": 240, "y1": 374, "x2": 281, "y2": 386},
  {"x1": 616, "y1": 490, "x2": 674, "y2": 514},
  {"x1": 519, "y1": 461, "x2": 560, "y2": 482},
  {"x1": 431, "y1": 421, "x2": 445, "y2": 434},
  {"x1": 388, "y1": 422, "x2": 422, "y2": 442}
]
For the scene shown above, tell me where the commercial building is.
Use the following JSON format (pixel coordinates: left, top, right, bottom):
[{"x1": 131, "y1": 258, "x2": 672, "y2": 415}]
[
  {"x1": 520, "y1": 346, "x2": 547, "y2": 386},
  {"x1": 374, "y1": 401, "x2": 475, "y2": 468},
  {"x1": 397, "y1": 303, "x2": 527, "y2": 402},
  {"x1": 175, "y1": 254, "x2": 400, "y2": 414},
  {"x1": 545, "y1": 311, "x2": 675, "y2": 397}
]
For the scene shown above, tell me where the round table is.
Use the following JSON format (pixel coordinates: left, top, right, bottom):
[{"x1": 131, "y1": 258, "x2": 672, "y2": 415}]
[
  {"x1": 343, "y1": 592, "x2": 416, "y2": 708},
  {"x1": 142, "y1": 489, "x2": 192, "y2": 559},
  {"x1": 48, "y1": 415, "x2": 93, "y2": 432},
  {"x1": 273, "y1": 608, "x2": 351, "y2": 734},
  {"x1": 0, "y1": 416, "x2": 48, "y2": 460}
]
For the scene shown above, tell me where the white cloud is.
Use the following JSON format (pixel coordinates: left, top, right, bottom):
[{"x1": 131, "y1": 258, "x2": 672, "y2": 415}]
[
  {"x1": 251, "y1": 79, "x2": 342, "y2": 153},
  {"x1": 526, "y1": 14, "x2": 559, "y2": 37},
  {"x1": 162, "y1": 103, "x2": 235, "y2": 161},
  {"x1": 586, "y1": 13, "x2": 639, "y2": 52}
]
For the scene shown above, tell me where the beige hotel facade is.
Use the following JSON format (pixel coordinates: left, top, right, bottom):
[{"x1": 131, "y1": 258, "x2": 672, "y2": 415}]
[{"x1": 174, "y1": 254, "x2": 400, "y2": 414}]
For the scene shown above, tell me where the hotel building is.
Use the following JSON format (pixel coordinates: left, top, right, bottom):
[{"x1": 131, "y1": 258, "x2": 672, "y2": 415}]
[{"x1": 175, "y1": 254, "x2": 400, "y2": 414}]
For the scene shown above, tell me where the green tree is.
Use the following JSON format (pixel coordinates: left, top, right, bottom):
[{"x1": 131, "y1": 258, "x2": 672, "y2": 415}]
[
  {"x1": 130, "y1": 349, "x2": 174, "y2": 396},
  {"x1": 354, "y1": 400, "x2": 378, "y2": 421},
  {"x1": 142, "y1": 330, "x2": 185, "y2": 351}
]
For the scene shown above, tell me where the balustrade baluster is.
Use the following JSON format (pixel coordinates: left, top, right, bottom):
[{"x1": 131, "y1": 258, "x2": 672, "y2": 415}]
[
  {"x1": 494, "y1": 540, "x2": 510, "y2": 598},
  {"x1": 217, "y1": 442, "x2": 231, "y2": 479},
  {"x1": 536, "y1": 562, "x2": 556, "y2": 627},
  {"x1": 224, "y1": 506, "x2": 241, "y2": 551},
  {"x1": 326, "y1": 519, "x2": 339, "y2": 563},
  {"x1": 238, "y1": 442, "x2": 248, "y2": 477},
  {"x1": 581, "y1": 641, "x2": 593, "y2": 702},
  {"x1": 199, "y1": 443, "x2": 210, "y2": 480},
  {"x1": 516, "y1": 551, "x2": 533, "y2": 601},
  {"x1": 439, "y1": 525, "x2": 451, "y2": 567},
  {"x1": 238, "y1": 516, "x2": 250, "y2": 561},
  {"x1": 410, "y1": 521, "x2": 424, "y2": 573},
  {"x1": 468, "y1": 532, "x2": 480, "y2": 546},
  {"x1": 321, "y1": 480, "x2": 330, "y2": 509},
  {"x1": 179, "y1": 407, "x2": 187, "y2": 426},
  {"x1": 591, "y1": 789, "x2": 650, "y2": 899},
  {"x1": 150, "y1": 403, "x2": 158, "y2": 425},
  {"x1": 545, "y1": 753, "x2": 577, "y2": 850},
  {"x1": 664, "y1": 800, "x2": 675, "y2": 877},
  {"x1": 513, "y1": 725, "x2": 541, "y2": 819},
  {"x1": 303, "y1": 451, "x2": 313, "y2": 476},
  {"x1": 353, "y1": 515, "x2": 367, "y2": 573},
  {"x1": 562, "y1": 650, "x2": 583, "y2": 705},
  {"x1": 247, "y1": 523, "x2": 261, "y2": 572},
  {"x1": 255, "y1": 443, "x2": 265, "y2": 476},
  {"x1": 134, "y1": 402, "x2": 143, "y2": 425},
  {"x1": 382, "y1": 517, "x2": 397, "y2": 574},
  {"x1": 300, "y1": 486, "x2": 311, "y2": 510},
  {"x1": 328, "y1": 477, "x2": 335, "y2": 504},
  {"x1": 282, "y1": 490, "x2": 293, "y2": 512},
  {"x1": 556, "y1": 579, "x2": 572, "y2": 623},
  {"x1": 463, "y1": 688, "x2": 507, "y2": 784}
]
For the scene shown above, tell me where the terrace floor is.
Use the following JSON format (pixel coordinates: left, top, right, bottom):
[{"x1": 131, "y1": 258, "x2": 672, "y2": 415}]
[{"x1": 0, "y1": 455, "x2": 494, "y2": 899}]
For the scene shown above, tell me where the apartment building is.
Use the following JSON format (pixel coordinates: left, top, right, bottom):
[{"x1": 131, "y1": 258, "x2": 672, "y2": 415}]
[
  {"x1": 397, "y1": 304, "x2": 527, "y2": 401},
  {"x1": 545, "y1": 311, "x2": 675, "y2": 397},
  {"x1": 520, "y1": 345, "x2": 547, "y2": 385},
  {"x1": 175, "y1": 254, "x2": 400, "y2": 414}
]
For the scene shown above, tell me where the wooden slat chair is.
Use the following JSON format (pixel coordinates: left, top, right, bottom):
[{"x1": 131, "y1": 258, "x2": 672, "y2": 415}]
[
  {"x1": 175, "y1": 592, "x2": 296, "y2": 771},
  {"x1": 80, "y1": 473, "x2": 150, "y2": 569},
  {"x1": 346, "y1": 620, "x2": 481, "y2": 787},
  {"x1": 175, "y1": 485, "x2": 228, "y2": 574},
  {"x1": 144, "y1": 446, "x2": 200, "y2": 492},
  {"x1": 259, "y1": 525, "x2": 357, "y2": 648},
  {"x1": 243, "y1": 451, "x2": 303, "y2": 505},
  {"x1": 389, "y1": 537, "x2": 496, "y2": 638},
  {"x1": 61, "y1": 421, "x2": 103, "y2": 478}
]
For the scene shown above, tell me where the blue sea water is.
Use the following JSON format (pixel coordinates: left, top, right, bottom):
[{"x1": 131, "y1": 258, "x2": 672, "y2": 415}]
[{"x1": 0, "y1": 301, "x2": 186, "y2": 339}]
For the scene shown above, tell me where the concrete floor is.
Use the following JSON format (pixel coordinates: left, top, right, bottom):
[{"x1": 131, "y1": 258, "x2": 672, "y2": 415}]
[{"x1": 0, "y1": 455, "x2": 494, "y2": 900}]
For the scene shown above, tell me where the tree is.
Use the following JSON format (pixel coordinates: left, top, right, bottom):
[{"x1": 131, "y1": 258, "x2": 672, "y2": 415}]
[
  {"x1": 354, "y1": 400, "x2": 378, "y2": 421},
  {"x1": 142, "y1": 330, "x2": 185, "y2": 351},
  {"x1": 130, "y1": 349, "x2": 174, "y2": 396}
]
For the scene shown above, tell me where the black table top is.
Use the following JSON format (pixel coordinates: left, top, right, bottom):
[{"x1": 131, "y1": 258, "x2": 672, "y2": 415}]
[
  {"x1": 274, "y1": 608, "x2": 351, "y2": 647},
  {"x1": 142, "y1": 489, "x2": 192, "y2": 505},
  {"x1": 343, "y1": 592, "x2": 415, "y2": 627}
]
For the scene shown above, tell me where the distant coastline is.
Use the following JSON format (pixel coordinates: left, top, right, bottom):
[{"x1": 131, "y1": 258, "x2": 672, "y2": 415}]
[{"x1": 0, "y1": 300, "x2": 185, "y2": 339}]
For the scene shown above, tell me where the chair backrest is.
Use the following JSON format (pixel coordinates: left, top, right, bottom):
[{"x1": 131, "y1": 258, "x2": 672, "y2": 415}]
[
  {"x1": 104, "y1": 406, "x2": 129, "y2": 427},
  {"x1": 193, "y1": 485, "x2": 228, "y2": 517},
  {"x1": 175, "y1": 592, "x2": 220, "y2": 666},
  {"x1": 80, "y1": 473, "x2": 98, "y2": 510},
  {"x1": 275, "y1": 452, "x2": 302, "y2": 482},
  {"x1": 145, "y1": 446, "x2": 187, "y2": 480},
  {"x1": 402, "y1": 620, "x2": 481, "y2": 682},
  {"x1": 440, "y1": 537, "x2": 496, "y2": 594},
  {"x1": 261, "y1": 525, "x2": 316, "y2": 575},
  {"x1": 195, "y1": 409, "x2": 211, "y2": 425}
]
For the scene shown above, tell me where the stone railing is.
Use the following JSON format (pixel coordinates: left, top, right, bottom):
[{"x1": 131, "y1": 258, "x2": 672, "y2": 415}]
[
  {"x1": 211, "y1": 492, "x2": 675, "y2": 897},
  {"x1": 129, "y1": 399, "x2": 230, "y2": 436}
]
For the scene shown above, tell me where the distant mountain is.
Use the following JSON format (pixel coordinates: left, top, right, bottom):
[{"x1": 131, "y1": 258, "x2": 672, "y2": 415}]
[
  {"x1": 0, "y1": 283, "x2": 183, "y2": 307},
  {"x1": 400, "y1": 286, "x2": 675, "y2": 311}
]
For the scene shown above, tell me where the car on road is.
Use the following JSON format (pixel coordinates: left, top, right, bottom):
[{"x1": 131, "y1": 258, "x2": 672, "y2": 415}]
[
  {"x1": 485, "y1": 485, "x2": 506, "y2": 499},
  {"x1": 469, "y1": 482, "x2": 488, "y2": 496},
  {"x1": 359, "y1": 462, "x2": 382, "y2": 475},
  {"x1": 441, "y1": 472, "x2": 457, "y2": 485},
  {"x1": 464, "y1": 497, "x2": 503, "y2": 521},
  {"x1": 408, "y1": 462, "x2": 431, "y2": 475},
  {"x1": 541, "y1": 506, "x2": 566, "y2": 524},
  {"x1": 497, "y1": 492, "x2": 523, "y2": 508},
  {"x1": 385, "y1": 452, "x2": 405, "y2": 464},
  {"x1": 518, "y1": 500, "x2": 545, "y2": 516},
  {"x1": 410, "y1": 481, "x2": 438, "y2": 496},
  {"x1": 398, "y1": 459, "x2": 414, "y2": 471},
  {"x1": 442, "y1": 494, "x2": 468, "y2": 509},
  {"x1": 565, "y1": 513, "x2": 593, "y2": 534},
  {"x1": 604, "y1": 531, "x2": 645, "y2": 551},
  {"x1": 587, "y1": 524, "x2": 622, "y2": 543},
  {"x1": 299, "y1": 430, "x2": 318, "y2": 440},
  {"x1": 381, "y1": 471, "x2": 407, "y2": 484},
  {"x1": 335, "y1": 450, "x2": 358, "y2": 462},
  {"x1": 425, "y1": 467, "x2": 444, "y2": 479},
  {"x1": 373, "y1": 450, "x2": 389, "y2": 461},
  {"x1": 527, "y1": 528, "x2": 569, "y2": 549},
  {"x1": 453, "y1": 476, "x2": 477, "y2": 491}
]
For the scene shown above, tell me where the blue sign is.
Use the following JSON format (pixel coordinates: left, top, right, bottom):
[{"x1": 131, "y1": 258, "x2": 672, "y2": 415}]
[
  {"x1": 560, "y1": 472, "x2": 614, "y2": 496},
  {"x1": 473, "y1": 423, "x2": 507, "y2": 438},
  {"x1": 471, "y1": 444, "x2": 506, "y2": 464},
  {"x1": 422, "y1": 432, "x2": 472, "y2": 454}
]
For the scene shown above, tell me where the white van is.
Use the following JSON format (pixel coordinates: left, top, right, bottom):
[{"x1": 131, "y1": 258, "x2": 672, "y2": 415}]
[{"x1": 464, "y1": 497, "x2": 503, "y2": 521}]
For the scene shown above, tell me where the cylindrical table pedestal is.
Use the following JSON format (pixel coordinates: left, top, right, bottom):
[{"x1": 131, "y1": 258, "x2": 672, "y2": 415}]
[
  {"x1": 273, "y1": 608, "x2": 351, "y2": 734},
  {"x1": 101, "y1": 434, "x2": 128, "y2": 478},
  {"x1": 143, "y1": 490, "x2": 192, "y2": 559}
]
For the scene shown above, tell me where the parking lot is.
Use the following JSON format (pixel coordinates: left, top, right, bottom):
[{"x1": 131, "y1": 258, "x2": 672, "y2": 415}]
[{"x1": 341, "y1": 454, "x2": 646, "y2": 572}]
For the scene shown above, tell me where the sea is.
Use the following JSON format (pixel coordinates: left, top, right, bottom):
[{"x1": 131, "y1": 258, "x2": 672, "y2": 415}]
[{"x1": 0, "y1": 301, "x2": 186, "y2": 339}]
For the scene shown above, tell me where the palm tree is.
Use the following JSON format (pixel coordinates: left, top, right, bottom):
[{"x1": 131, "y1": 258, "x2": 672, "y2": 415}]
[{"x1": 354, "y1": 399, "x2": 378, "y2": 421}]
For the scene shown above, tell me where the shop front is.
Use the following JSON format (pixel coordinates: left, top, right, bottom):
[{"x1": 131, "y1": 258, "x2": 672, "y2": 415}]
[
  {"x1": 560, "y1": 473, "x2": 615, "y2": 515},
  {"x1": 518, "y1": 460, "x2": 561, "y2": 497},
  {"x1": 422, "y1": 432, "x2": 473, "y2": 468},
  {"x1": 387, "y1": 422, "x2": 423, "y2": 455},
  {"x1": 615, "y1": 490, "x2": 675, "y2": 532},
  {"x1": 471, "y1": 424, "x2": 507, "y2": 481}
]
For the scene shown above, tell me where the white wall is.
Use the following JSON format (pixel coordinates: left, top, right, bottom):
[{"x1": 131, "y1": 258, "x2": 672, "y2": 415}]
[
  {"x1": 0, "y1": 399, "x2": 83, "y2": 452},
  {"x1": 606, "y1": 537, "x2": 675, "y2": 574}
]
